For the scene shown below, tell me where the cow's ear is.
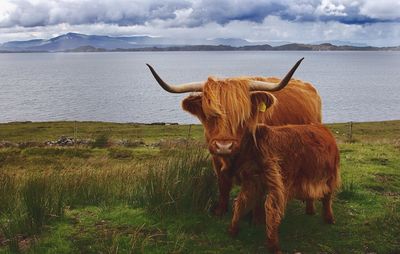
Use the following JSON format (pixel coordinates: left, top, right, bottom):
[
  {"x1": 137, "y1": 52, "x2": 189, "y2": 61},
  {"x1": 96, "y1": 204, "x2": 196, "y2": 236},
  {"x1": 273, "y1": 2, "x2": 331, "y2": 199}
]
[
  {"x1": 250, "y1": 91, "x2": 276, "y2": 114},
  {"x1": 182, "y1": 94, "x2": 205, "y2": 120}
]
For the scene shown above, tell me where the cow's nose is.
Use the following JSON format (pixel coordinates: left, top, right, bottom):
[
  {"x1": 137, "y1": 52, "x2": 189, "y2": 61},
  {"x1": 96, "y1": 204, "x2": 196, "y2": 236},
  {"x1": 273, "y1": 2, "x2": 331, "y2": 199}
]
[{"x1": 215, "y1": 141, "x2": 233, "y2": 154}]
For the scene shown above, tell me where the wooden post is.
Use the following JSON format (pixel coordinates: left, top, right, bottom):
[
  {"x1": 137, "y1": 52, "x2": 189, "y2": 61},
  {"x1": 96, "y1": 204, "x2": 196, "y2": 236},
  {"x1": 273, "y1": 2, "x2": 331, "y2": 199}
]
[
  {"x1": 348, "y1": 121, "x2": 353, "y2": 143},
  {"x1": 186, "y1": 124, "x2": 192, "y2": 148},
  {"x1": 74, "y1": 121, "x2": 77, "y2": 147}
]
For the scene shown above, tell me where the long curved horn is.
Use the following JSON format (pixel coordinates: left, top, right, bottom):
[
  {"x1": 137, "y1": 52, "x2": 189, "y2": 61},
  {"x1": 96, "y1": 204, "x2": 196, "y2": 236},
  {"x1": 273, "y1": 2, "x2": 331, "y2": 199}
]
[
  {"x1": 146, "y1": 64, "x2": 204, "y2": 93},
  {"x1": 249, "y1": 57, "x2": 304, "y2": 92}
]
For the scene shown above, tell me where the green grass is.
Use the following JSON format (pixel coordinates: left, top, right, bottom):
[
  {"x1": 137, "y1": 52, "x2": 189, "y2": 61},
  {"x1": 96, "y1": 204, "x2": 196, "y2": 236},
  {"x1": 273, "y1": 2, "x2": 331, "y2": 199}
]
[
  {"x1": 0, "y1": 121, "x2": 203, "y2": 143},
  {"x1": 134, "y1": 148, "x2": 216, "y2": 216},
  {"x1": 0, "y1": 121, "x2": 399, "y2": 253}
]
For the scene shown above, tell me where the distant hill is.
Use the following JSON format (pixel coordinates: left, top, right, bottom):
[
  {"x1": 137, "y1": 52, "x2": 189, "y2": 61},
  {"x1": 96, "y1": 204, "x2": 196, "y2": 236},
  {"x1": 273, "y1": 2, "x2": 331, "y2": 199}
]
[
  {"x1": 313, "y1": 40, "x2": 369, "y2": 47},
  {"x1": 205, "y1": 38, "x2": 260, "y2": 47},
  {"x1": 1, "y1": 33, "x2": 137, "y2": 51},
  {"x1": 0, "y1": 33, "x2": 399, "y2": 52},
  {"x1": 273, "y1": 43, "x2": 382, "y2": 51},
  {"x1": 108, "y1": 43, "x2": 400, "y2": 52},
  {"x1": 65, "y1": 45, "x2": 107, "y2": 52},
  {"x1": 0, "y1": 33, "x2": 258, "y2": 52}
]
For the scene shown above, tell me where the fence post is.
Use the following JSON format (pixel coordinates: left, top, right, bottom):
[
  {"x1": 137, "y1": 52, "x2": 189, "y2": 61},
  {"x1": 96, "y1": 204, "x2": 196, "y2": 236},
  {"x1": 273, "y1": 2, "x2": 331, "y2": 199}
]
[
  {"x1": 186, "y1": 124, "x2": 192, "y2": 148},
  {"x1": 348, "y1": 121, "x2": 353, "y2": 142},
  {"x1": 74, "y1": 121, "x2": 77, "y2": 147}
]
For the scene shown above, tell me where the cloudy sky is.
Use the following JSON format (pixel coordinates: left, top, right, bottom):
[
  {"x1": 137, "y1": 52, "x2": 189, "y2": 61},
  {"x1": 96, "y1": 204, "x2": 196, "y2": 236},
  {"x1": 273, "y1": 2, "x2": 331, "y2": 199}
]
[{"x1": 0, "y1": 0, "x2": 399, "y2": 46}]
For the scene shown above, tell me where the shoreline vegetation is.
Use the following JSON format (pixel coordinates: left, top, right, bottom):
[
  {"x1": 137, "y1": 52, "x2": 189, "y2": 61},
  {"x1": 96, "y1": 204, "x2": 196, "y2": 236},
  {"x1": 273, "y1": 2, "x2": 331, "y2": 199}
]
[{"x1": 0, "y1": 120, "x2": 399, "y2": 253}]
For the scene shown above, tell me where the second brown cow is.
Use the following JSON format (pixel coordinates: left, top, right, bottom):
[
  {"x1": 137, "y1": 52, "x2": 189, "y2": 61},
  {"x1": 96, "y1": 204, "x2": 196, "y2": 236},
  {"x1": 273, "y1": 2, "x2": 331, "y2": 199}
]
[{"x1": 227, "y1": 123, "x2": 340, "y2": 253}]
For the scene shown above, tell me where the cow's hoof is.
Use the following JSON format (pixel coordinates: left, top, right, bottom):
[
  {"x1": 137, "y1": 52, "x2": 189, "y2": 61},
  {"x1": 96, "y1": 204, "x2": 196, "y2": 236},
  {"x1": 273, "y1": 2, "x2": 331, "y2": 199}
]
[
  {"x1": 267, "y1": 245, "x2": 282, "y2": 254},
  {"x1": 228, "y1": 226, "x2": 239, "y2": 238},
  {"x1": 266, "y1": 239, "x2": 281, "y2": 254},
  {"x1": 266, "y1": 245, "x2": 282, "y2": 254},
  {"x1": 324, "y1": 216, "x2": 335, "y2": 224}
]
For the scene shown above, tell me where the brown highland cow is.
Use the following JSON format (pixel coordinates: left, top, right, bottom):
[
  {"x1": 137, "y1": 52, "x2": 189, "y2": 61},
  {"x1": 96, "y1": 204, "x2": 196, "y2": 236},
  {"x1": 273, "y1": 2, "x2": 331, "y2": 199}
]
[
  {"x1": 226, "y1": 123, "x2": 340, "y2": 253},
  {"x1": 147, "y1": 58, "x2": 322, "y2": 217},
  {"x1": 146, "y1": 59, "x2": 339, "y2": 253}
]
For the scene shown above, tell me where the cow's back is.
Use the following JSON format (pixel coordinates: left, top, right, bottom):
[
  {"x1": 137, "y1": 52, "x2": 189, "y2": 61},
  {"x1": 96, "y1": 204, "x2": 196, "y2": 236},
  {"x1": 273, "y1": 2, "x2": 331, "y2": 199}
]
[
  {"x1": 265, "y1": 123, "x2": 339, "y2": 199},
  {"x1": 250, "y1": 77, "x2": 322, "y2": 125}
]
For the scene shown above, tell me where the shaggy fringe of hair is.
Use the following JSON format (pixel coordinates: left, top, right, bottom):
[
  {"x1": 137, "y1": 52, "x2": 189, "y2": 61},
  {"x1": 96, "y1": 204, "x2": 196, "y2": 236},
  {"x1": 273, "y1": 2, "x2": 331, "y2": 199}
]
[{"x1": 202, "y1": 77, "x2": 252, "y2": 135}]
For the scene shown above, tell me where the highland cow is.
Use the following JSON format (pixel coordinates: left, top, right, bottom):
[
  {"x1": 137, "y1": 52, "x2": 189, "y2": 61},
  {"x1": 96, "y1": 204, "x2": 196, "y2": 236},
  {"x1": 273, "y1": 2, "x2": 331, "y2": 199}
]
[
  {"x1": 147, "y1": 58, "x2": 322, "y2": 217},
  {"x1": 226, "y1": 123, "x2": 340, "y2": 253},
  {"x1": 147, "y1": 59, "x2": 338, "y2": 252}
]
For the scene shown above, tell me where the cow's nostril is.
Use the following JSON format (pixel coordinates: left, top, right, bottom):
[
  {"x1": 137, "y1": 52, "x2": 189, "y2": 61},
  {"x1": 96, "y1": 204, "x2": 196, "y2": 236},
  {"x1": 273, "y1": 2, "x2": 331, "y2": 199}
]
[{"x1": 215, "y1": 141, "x2": 233, "y2": 150}]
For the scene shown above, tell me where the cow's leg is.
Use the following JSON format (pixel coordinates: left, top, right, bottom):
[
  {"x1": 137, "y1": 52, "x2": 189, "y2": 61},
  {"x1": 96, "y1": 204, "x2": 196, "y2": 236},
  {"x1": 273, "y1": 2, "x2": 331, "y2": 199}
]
[
  {"x1": 322, "y1": 193, "x2": 335, "y2": 224},
  {"x1": 252, "y1": 200, "x2": 265, "y2": 225},
  {"x1": 305, "y1": 199, "x2": 316, "y2": 215},
  {"x1": 212, "y1": 156, "x2": 232, "y2": 217},
  {"x1": 214, "y1": 171, "x2": 233, "y2": 216},
  {"x1": 261, "y1": 161, "x2": 286, "y2": 254},
  {"x1": 252, "y1": 185, "x2": 266, "y2": 225},
  {"x1": 265, "y1": 192, "x2": 285, "y2": 254},
  {"x1": 228, "y1": 184, "x2": 256, "y2": 237}
]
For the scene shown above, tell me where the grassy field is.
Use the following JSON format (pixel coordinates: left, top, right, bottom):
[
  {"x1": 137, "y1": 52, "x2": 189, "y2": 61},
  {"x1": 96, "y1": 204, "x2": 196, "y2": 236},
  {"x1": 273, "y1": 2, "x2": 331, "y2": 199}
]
[{"x1": 0, "y1": 120, "x2": 399, "y2": 253}]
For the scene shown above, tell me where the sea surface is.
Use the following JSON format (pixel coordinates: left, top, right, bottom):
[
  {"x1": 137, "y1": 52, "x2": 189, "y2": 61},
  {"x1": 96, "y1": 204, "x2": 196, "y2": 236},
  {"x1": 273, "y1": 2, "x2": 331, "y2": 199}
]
[{"x1": 0, "y1": 51, "x2": 399, "y2": 124}]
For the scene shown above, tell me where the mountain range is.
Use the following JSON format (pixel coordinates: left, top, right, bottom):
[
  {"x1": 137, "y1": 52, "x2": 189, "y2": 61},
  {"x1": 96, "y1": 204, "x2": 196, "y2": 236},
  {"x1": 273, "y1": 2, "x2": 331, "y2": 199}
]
[
  {"x1": 0, "y1": 33, "x2": 399, "y2": 52},
  {"x1": 0, "y1": 33, "x2": 262, "y2": 52}
]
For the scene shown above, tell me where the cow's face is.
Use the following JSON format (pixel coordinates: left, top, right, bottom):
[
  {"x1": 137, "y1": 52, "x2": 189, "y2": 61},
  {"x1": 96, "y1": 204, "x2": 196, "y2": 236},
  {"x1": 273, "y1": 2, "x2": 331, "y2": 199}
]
[{"x1": 182, "y1": 77, "x2": 276, "y2": 157}]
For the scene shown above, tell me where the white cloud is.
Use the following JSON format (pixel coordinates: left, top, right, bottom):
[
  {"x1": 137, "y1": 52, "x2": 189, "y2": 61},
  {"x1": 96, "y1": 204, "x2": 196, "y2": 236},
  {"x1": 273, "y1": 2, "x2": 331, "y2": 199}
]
[
  {"x1": 360, "y1": 0, "x2": 400, "y2": 20},
  {"x1": 0, "y1": 0, "x2": 191, "y2": 28},
  {"x1": 0, "y1": 0, "x2": 399, "y2": 46},
  {"x1": 315, "y1": 0, "x2": 347, "y2": 17}
]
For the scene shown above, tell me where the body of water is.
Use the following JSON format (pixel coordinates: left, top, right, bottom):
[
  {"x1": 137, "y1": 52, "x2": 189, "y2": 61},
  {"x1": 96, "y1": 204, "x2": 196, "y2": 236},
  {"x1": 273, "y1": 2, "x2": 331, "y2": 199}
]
[{"x1": 0, "y1": 51, "x2": 399, "y2": 124}]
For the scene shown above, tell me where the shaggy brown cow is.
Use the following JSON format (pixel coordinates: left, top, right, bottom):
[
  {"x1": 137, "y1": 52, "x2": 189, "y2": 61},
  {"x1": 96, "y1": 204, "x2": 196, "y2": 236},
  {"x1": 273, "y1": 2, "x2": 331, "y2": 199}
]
[
  {"x1": 147, "y1": 59, "x2": 338, "y2": 252},
  {"x1": 207, "y1": 76, "x2": 322, "y2": 217},
  {"x1": 227, "y1": 123, "x2": 340, "y2": 253},
  {"x1": 146, "y1": 58, "x2": 322, "y2": 217}
]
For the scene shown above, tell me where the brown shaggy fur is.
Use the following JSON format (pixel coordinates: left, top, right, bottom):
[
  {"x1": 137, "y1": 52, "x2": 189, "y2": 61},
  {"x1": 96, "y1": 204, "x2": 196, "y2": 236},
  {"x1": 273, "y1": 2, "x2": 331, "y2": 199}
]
[
  {"x1": 182, "y1": 76, "x2": 322, "y2": 216},
  {"x1": 228, "y1": 124, "x2": 340, "y2": 253},
  {"x1": 202, "y1": 77, "x2": 253, "y2": 135},
  {"x1": 249, "y1": 77, "x2": 322, "y2": 125}
]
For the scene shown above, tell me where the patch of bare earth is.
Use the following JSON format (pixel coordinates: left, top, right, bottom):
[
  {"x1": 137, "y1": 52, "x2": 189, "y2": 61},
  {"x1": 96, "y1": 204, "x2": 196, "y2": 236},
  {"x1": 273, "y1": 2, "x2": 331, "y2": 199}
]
[
  {"x1": 0, "y1": 234, "x2": 35, "y2": 252},
  {"x1": 373, "y1": 173, "x2": 400, "y2": 198},
  {"x1": 0, "y1": 233, "x2": 6, "y2": 247}
]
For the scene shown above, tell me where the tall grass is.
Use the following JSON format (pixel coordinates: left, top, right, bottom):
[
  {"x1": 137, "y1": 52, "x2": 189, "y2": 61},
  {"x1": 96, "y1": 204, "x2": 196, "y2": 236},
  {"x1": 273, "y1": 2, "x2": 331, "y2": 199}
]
[
  {"x1": 22, "y1": 174, "x2": 65, "y2": 232},
  {"x1": 60, "y1": 167, "x2": 137, "y2": 206},
  {"x1": 0, "y1": 172, "x2": 18, "y2": 213},
  {"x1": 0, "y1": 211, "x2": 26, "y2": 253},
  {"x1": 0, "y1": 146, "x2": 216, "y2": 251},
  {"x1": 337, "y1": 177, "x2": 360, "y2": 200},
  {"x1": 134, "y1": 148, "x2": 216, "y2": 215}
]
